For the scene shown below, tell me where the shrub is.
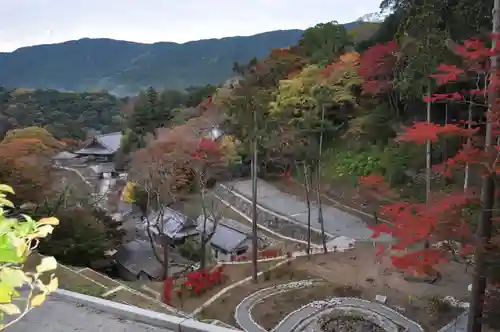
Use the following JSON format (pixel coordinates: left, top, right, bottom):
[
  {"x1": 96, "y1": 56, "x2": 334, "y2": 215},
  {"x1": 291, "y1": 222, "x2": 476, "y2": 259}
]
[
  {"x1": 0, "y1": 184, "x2": 59, "y2": 329},
  {"x1": 427, "y1": 296, "x2": 452, "y2": 318},
  {"x1": 323, "y1": 147, "x2": 383, "y2": 182},
  {"x1": 38, "y1": 207, "x2": 114, "y2": 266}
]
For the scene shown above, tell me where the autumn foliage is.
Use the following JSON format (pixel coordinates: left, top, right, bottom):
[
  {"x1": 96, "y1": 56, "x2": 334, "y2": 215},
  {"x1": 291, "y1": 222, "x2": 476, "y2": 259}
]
[
  {"x1": 358, "y1": 41, "x2": 398, "y2": 94},
  {"x1": 130, "y1": 119, "x2": 227, "y2": 202},
  {"x1": 163, "y1": 266, "x2": 226, "y2": 305},
  {"x1": 360, "y1": 35, "x2": 500, "y2": 274},
  {"x1": 0, "y1": 128, "x2": 62, "y2": 203}
]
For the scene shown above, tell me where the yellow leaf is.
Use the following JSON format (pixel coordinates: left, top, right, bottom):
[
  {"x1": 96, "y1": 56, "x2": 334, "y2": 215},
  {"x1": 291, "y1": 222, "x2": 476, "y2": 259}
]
[
  {"x1": 0, "y1": 268, "x2": 27, "y2": 288},
  {"x1": 0, "y1": 303, "x2": 21, "y2": 315},
  {"x1": 0, "y1": 184, "x2": 14, "y2": 194},
  {"x1": 38, "y1": 217, "x2": 59, "y2": 226},
  {"x1": 36, "y1": 256, "x2": 57, "y2": 273},
  {"x1": 0, "y1": 284, "x2": 14, "y2": 303},
  {"x1": 46, "y1": 277, "x2": 58, "y2": 292},
  {"x1": 30, "y1": 293, "x2": 46, "y2": 307},
  {"x1": 0, "y1": 198, "x2": 14, "y2": 208},
  {"x1": 12, "y1": 238, "x2": 28, "y2": 258},
  {"x1": 33, "y1": 225, "x2": 54, "y2": 238}
]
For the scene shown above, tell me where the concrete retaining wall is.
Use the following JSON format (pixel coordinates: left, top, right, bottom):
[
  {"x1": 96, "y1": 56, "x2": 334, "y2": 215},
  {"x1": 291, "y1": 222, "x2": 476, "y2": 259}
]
[{"x1": 214, "y1": 184, "x2": 328, "y2": 244}]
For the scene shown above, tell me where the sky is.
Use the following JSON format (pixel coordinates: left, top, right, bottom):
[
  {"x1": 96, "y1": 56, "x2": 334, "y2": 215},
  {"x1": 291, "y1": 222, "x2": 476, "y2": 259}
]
[{"x1": 0, "y1": 0, "x2": 382, "y2": 52}]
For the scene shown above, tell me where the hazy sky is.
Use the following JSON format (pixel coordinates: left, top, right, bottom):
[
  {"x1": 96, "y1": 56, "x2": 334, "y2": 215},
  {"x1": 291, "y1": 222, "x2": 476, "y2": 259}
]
[{"x1": 0, "y1": 0, "x2": 381, "y2": 52}]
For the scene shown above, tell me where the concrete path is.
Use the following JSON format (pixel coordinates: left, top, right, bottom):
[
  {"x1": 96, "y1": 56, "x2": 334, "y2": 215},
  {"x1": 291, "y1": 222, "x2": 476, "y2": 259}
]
[
  {"x1": 229, "y1": 179, "x2": 391, "y2": 242},
  {"x1": 234, "y1": 281, "x2": 424, "y2": 332}
]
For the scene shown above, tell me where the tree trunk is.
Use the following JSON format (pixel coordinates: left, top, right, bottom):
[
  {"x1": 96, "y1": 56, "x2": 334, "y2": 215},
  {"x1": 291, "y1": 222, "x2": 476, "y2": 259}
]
[
  {"x1": 424, "y1": 82, "x2": 432, "y2": 249},
  {"x1": 144, "y1": 197, "x2": 166, "y2": 276},
  {"x1": 464, "y1": 101, "x2": 473, "y2": 192},
  {"x1": 443, "y1": 104, "x2": 448, "y2": 161},
  {"x1": 467, "y1": 2, "x2": 499, "y2": 330},
  {"x1": 251, "y1": 109, "x2": 259, "y2": 283},
  {"x1": 303, "y1": 163, "x2": 312, "y2": 259},
  {"x1": 316, "y1": 104, "x2": 328, "y2": 254},
  {"x1": 198, "y1": 177, "x2": 208, "y2": 270}
]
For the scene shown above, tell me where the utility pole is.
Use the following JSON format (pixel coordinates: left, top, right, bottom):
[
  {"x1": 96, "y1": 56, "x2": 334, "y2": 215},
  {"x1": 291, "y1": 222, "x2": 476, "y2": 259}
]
[
  {"x1": 251, "y1": 107, "x2": 259, "y2": 283},
  {"x1": 467, "y1": 2, "x2": 499, "y2": 331},
  {"x1": 316, "y1": 104, "x2": 328, "y2": 253}
]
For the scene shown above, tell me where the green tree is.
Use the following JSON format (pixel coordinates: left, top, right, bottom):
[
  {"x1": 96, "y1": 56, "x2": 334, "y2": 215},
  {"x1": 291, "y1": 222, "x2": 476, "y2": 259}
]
[
  {"x1": 299, "y1": 22, "x2": 351, "y2": 65},
  {"x1": 185, "y1": 85, "x2": 217, "y2": 107},
  {"x1": 37, "y1": 207, "x2": 116, "y2": 266}
]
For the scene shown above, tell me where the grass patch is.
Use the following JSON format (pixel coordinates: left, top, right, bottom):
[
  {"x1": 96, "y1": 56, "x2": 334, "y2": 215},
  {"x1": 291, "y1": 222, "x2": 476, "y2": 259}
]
[{"x1": 56, "y1": 265, "x2": 107, "y2": 297}]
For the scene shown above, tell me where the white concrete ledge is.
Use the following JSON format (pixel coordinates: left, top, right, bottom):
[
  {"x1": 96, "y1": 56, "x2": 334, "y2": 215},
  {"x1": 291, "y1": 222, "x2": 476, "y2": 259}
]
[
  {"x1": 54, "y1": 289, "x2": 242, "y2": 332},
  {"x1": 180, "y1": 318, "x2": 242, "y2": 332}
]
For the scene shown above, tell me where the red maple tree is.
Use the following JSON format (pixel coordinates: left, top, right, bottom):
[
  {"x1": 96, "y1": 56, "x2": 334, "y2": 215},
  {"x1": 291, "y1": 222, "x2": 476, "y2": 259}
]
[
  {"x1": 358, "y1": 41, "x2": 398, "y2": 94},
  {"x1": 360, "y1": 35, "x2": 500, "y2": 277}
]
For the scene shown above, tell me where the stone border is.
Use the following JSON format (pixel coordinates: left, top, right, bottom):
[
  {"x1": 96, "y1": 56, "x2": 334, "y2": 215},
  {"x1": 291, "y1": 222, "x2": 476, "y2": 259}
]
[
  {"x1": 213, "y1": 193, "x2": 316, "y2": 247},
  {"x1": 219, "y1": 183, "x2": 335, "y2": 239},
  {"x1": 437, "y1": 311, "x2": 468, "y2": 332},
  {"x1": 276, "y1": 297, "x2": 424, "y2": 332},
  {"x1": 233, "y1": 280, "x2": 425, "y2": 332},
  {"x1": 289, "y1": 305, "x2": 399, "y2": 332},
  {"x1": 285, "y1": 300, "x2": 401, "y2": 332},
  {"x1": 237, "y1": 280, "x2": 319, "y2": 332},
  {"x1": 54, "y1": 289, "x2": 242, "y2": 332},
  {"x1": 221, "y1": 256, "x2": 288, "y2": 265}
]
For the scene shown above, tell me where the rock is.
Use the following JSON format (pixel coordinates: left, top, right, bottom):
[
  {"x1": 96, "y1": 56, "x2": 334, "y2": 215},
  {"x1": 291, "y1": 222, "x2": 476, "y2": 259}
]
[
  {"x1": 374, "y1": 295, "x2": 387, "y2": 304},
  {"x1": 394, "y1": 306, "x2": 406, "y2": 313}
]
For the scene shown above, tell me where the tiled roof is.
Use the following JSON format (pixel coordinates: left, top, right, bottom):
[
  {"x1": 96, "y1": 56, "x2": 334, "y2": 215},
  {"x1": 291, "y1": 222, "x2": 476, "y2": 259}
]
[
  {"x1": 112, "y1": 240, "x2": 191, "y2": 279},
  {"x1": 74, "y1": 132, "x2": 122, "y2": 155},
  {"x1": 145, "y1": 207, "x2": 196, "y2": 239},
  {"x1": 196, "y1": 216, "x2": 250, "y2": 253},
  {"x1": 96, "y1": 132, "x2": 123, "y2": 153}
]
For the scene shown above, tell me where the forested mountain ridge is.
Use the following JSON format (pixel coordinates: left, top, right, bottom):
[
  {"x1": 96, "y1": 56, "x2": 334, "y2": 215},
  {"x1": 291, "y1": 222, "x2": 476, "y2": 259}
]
[
  {"x1": 0, "y1": 87, "x2": 123, "y2": 140},
  {"x1": 0, "y1": 21, "x2": 369, "y2": 96}
]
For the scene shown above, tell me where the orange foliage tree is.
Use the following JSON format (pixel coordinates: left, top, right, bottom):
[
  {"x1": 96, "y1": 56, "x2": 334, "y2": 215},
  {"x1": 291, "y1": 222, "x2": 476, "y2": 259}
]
[
  {"x1": 3, "y1": 126, "x2": 65, "y2": 150},
  {"x1": 130, "y1": 117, "x2": 227, "y2": 206},
  {"x1": 0, "y1": 136, "x2": 57, "y2": 204}
]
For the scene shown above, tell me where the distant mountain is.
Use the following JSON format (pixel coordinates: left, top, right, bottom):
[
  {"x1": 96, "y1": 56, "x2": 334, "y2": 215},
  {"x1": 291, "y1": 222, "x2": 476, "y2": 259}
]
[{"x1": 0, "y1": 22, "x2": 369, "y2": 96}]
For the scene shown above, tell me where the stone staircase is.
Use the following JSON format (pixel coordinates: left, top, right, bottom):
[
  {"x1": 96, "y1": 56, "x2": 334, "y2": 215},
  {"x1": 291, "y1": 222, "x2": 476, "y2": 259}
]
[
  {"x1": 57, "y1": 264, "x2": 186, "y2": 317},
  {"x1": 213, "y1": 184, "x2": 328, "y2": 245}
]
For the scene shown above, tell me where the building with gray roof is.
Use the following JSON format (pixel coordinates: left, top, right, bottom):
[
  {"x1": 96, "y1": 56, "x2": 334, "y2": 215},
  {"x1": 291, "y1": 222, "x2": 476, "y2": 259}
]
[
  {"x1": 196, "y1": 216, "x2": 266, "y2": 261},
  {"x1": 139, "y1": 207, "x2": 198, "y2": 242},
  {"x1": 112, "y1": 239, "x2": 193, "y2": 281},
  {"x1": 74, "y1": 132, "x2": 123, "y2": 160}
]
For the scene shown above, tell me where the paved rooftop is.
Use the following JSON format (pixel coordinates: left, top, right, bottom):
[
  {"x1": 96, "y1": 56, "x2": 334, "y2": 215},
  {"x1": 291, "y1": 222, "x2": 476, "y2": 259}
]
[{"x1": 5, "y1": 296, "x2": 174, "y2": 332}]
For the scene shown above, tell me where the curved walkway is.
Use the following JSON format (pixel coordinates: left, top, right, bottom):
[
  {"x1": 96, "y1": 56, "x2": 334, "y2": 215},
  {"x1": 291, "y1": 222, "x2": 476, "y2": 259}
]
[{"x1": 234, "y1": 281, "x2": 425, "y2": 332}]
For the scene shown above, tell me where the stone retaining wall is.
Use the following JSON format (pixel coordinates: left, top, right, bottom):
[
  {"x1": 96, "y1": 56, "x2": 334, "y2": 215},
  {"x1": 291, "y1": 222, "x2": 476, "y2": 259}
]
[{"x1": 214, "y1": 184, "x2": 329, "y2": 244}]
